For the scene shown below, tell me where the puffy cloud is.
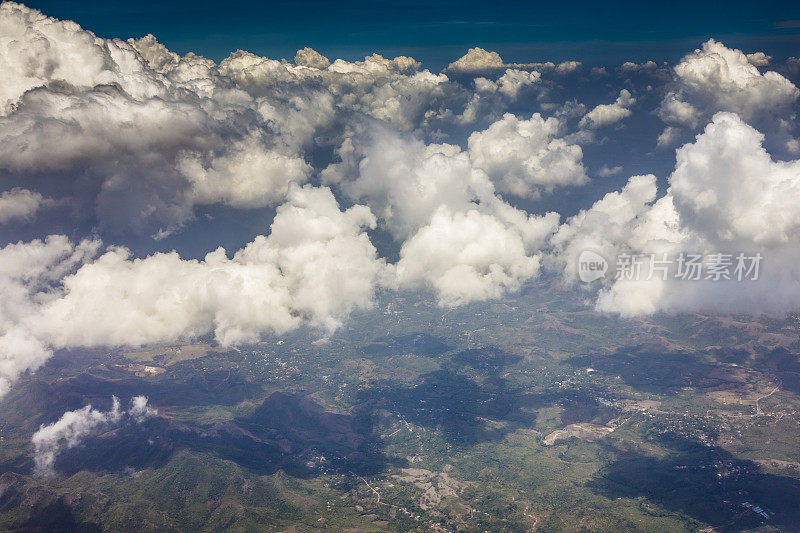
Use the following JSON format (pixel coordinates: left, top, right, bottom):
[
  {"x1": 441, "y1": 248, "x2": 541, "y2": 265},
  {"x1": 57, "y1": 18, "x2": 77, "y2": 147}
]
[
  {"x1": 551, "y1": 112, "x2": 800, "y2": 317},
  {"x1": 0, "y1": 186, "x2": 387, "y2": 395},
  {"x1": 0, "y1": 3, "x2": 332, "y2": 234},
  {"x1": 0, "y1": 187, "x2": 48, "y2": 223},
  {"x1": 176, "y1": 134, "x2": 312, "y2": 209},
  {"x1": 660, "y1": 40, "x2": 798, "y2": 125},
  {"x1": 579, "y1": 89, "x2": 635, "y2": 129},
  {"x1": 656, "y1": 126, "x2": 682, "y2": 148},
  {"x1": 619, "y1": 60, "x2": 658, "y2": 72},
  {"x1": 129, "y1": 35, "x2": 217, "y2": 91},
  {"x1": 395, "y1": 207, "x2": 545, "y2": 306},
  {"x1": 446, "y1": 48, "x2": 579, "y2": 77},
  {"x1": 0, "y1": 235, "x2": 100, "y2": 396},
  {"x1": 219, "y1": 49, "x2": 453, "y2": 133},
  {"x1": 447, "y1": 47, "x2": 505, "y2": 73},
  {"x1": 129, "y1": 395, "x2": 157, "y2": 423},
  {"x1": 669, "y1": 112, "x2": 800, "y2": 246},
  {"x1": 658, "y1": 91, "x2": 700, "y2": 128},
  {"x1": 0, "y1": 2, "x2": 164, "y2": 114},
  {"x1": 39, "y1": 186, "x2": 385, "y2": 345},
  {"x1": 0, "y1": 326, "x2": 52, "y2": 398},
  {"x1": 322, "y1": 55, "x2": 451, "y2": 131},
  {"x1": 0, "y1": 81, "x2": 318, "y2": 234},
  {"x1": 597, "y1": 164, "x2": 623, "y2": 177},
  {"x1": 548, "y1": 173, "x2": 679, "y2": 282},
  {"x1": 474, "y1": 69, "x2": 541, "y2": 100},
  {"x1": 468, "y1": 113, "x2": 588, "y2": 199},
  {"x1": 323, "y1": 123, "x2": 491, "y2": 240},
  {"x1": 325, "y1": 120, "x2": 560, "y2": 234},
  {"x1": 0, "y1": 86, "x2": 208, "y2": 173},
  {"x1": 32, "y1": 395, "x2": 154, "y2": 475},
  {"x1": 294, "y1": 47, "x2": 330, "y2": 69},
  {"x1": 496, "y1": 69, "x2": 541, "y2": 98},
  {"x1": 555, "y1": 61, "x2": 582, "y2": 74},
  {"x1": 322, "y1": 121, "x2": 560, "y2": 303},
  {"x1": 531, "y1": 61, "x2": 582, "y2": 74},
  {"x1": 746, "y1": 52, "x2": 771, "y2": 67}
]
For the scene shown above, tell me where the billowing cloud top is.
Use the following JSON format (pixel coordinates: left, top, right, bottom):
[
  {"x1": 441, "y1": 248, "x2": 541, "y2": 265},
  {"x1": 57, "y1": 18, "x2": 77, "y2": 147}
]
[{"x1": 1, "y1": 2, "x2": 800, "y2": 396}]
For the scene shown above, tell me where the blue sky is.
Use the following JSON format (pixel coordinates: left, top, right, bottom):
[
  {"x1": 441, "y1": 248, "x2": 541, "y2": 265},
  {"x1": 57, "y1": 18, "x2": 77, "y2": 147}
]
[{"x1": 20, "y1": 0, "x2": 800, "y2": 67}]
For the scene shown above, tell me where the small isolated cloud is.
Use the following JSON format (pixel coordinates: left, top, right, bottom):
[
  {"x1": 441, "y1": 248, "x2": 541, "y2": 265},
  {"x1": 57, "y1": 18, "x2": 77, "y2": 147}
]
[
  {"x1": 597, "y1": 164, "x2": 623, "y2": 177},
  {"x1": 619, "y1": 60, "x2": 658, "y2": 72},
  {"x1": 580, "y1": 90, "x2": 635, "y2": 129},
  {"x1": 555, "y1": 61, "x2": 582, "y2": 74},
  {"x1": 32, "y1": 395, "x2": 155, "y2": 476},
  {"x1": 447, "y1": 47, "x2": 505, "y2": 73},
  {"x1": 658, "y1": 92, "x2": 701, "y2": 128},
  {"x1": 0, "y1": 188, "x2": 48, "y2": 223},
  {"x1": 656, "y1": 126, "x2": 681, "y2": 148},
  {"x1": 446, "y1": 48, "x2": 579, "y2": 75},
  {"x1": 527, "y1": 61, "x2": 582, "y2": 74},
  {"x1": 746, "y1": 52, "x2": 772, "y2": 67}
]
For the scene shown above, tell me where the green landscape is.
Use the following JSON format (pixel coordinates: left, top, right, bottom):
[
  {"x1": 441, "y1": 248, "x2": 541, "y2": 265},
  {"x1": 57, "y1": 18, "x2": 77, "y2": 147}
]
[{"x1": 2, "y1": 282, "x2": 799, "y2": 532}]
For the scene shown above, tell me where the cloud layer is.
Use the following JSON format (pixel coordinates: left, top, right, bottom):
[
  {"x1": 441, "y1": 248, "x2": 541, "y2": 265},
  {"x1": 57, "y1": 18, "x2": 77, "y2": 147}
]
[{"x1": 1, "y1": 3, "x2": 800, "y2": 396}]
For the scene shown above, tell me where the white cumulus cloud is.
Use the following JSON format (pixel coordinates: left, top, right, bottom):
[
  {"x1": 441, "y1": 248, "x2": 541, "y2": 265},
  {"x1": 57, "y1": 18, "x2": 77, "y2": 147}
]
[
  {"x1": 551, "y1": 112, "x2": 800, "y2": 317},
  {"x1": 468, "y1": 113, "x2": 588, "y2": 199},
  {"x1": 0, "y1": 186, "x2": 388, "y2": 395},
  {"x1": 660, "y1": 40, "x2": 798, "y2": 126},
  {"x1": 580, "y1": 89, "x2": 635, "y2": 129},
  {"x1": 0, "y1": 187, "x2": 48, "y2": 223},
  {"x1": 32, "y1": 395, "x2": 154, "y2": 476},
  {"x1": 447, "y1": 47, "x2": 505, "y2": 73}
]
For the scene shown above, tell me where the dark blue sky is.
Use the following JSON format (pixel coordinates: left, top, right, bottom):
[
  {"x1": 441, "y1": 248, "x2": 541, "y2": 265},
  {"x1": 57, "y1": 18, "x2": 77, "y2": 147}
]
[{"x1": 18, "y1": 0, "x2": 800, "y2": 68}]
